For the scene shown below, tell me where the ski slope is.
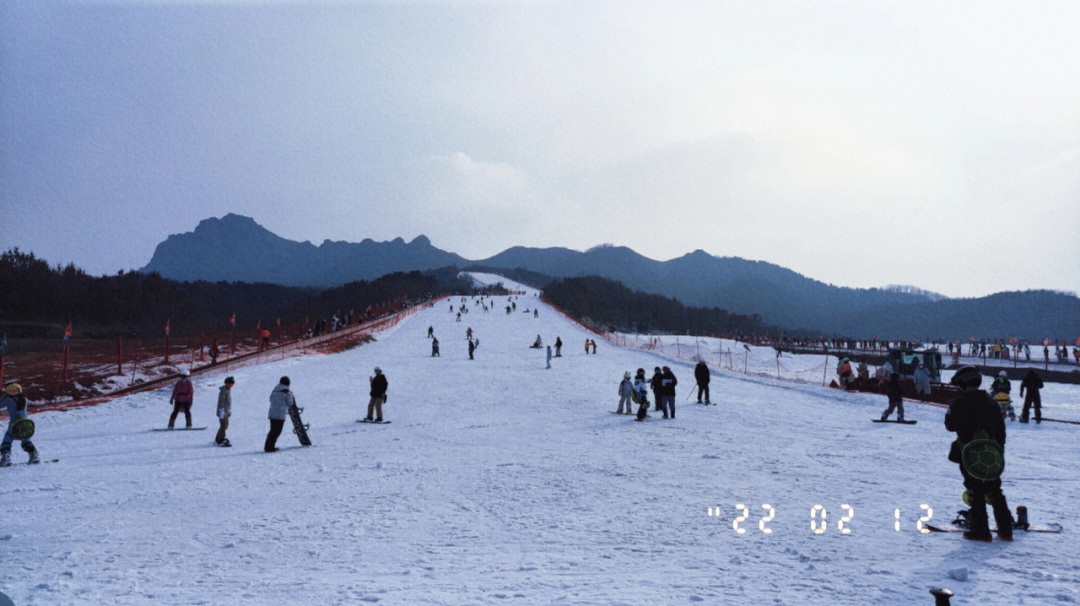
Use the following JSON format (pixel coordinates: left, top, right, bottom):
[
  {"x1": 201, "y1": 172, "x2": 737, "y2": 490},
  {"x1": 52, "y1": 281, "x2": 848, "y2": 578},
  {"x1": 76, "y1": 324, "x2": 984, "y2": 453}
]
[{"x1": 3, "y1": 273, "x2": 1079, "y2": 605}]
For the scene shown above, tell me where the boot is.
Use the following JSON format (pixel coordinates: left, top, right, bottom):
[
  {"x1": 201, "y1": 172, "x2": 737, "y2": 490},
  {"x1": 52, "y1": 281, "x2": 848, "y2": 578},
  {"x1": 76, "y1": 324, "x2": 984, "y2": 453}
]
[
  {"x1": 0, "y1": 451, "x2": 10, "y2": 467},
  {"x1": 27, "y1": 449, "x2": 40, "y2": 465}
]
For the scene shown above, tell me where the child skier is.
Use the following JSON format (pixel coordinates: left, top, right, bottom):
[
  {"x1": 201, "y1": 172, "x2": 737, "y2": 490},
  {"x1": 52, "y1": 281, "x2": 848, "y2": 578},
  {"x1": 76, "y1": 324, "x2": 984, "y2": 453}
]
[{"x1": 1, "y1": 384, "x2": 39, "y2": 466}]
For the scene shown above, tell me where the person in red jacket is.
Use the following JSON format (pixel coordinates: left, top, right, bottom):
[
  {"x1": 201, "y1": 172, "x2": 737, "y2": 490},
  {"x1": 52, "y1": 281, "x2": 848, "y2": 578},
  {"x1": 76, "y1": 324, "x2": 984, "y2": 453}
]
[{"x1": 168, "y1": 369, "x2": 195, "y2": 429}]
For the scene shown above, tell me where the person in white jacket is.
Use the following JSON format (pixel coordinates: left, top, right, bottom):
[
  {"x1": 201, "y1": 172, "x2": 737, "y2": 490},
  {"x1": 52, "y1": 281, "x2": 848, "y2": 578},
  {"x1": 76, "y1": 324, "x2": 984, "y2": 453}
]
[
  {"x1": 913, "y1": 361, "x2": 931, "y2": 402},
  {"x1": 266, "y1": 377, "x2": 295, "y2": 452},
  {"x1": 617, "y1": 372, "x2": 633, "y2": 414}
]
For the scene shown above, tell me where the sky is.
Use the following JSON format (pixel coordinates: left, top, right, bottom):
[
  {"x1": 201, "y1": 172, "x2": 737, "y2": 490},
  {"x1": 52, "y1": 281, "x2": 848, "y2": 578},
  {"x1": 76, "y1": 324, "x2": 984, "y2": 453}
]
[{"x1": 1, "y1": 1, "x2": 1078, "y2": 298}]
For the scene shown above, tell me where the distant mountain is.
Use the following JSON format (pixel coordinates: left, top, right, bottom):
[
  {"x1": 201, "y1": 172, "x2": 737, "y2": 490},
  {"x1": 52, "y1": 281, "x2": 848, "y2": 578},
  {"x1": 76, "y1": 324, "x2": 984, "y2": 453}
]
[
  {"x1": 141, "y1": 214, "x2": 467, "y2": 287},
  {"x1": 141, "y1": 215, "x2": 1080, "y2": 339}
]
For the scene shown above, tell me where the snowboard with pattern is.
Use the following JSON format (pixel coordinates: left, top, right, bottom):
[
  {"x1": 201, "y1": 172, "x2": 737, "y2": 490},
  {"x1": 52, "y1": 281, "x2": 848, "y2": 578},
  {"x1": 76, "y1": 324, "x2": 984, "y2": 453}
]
[{"x1": 288, "y1": 403, "x2": 312, "y2": 446}]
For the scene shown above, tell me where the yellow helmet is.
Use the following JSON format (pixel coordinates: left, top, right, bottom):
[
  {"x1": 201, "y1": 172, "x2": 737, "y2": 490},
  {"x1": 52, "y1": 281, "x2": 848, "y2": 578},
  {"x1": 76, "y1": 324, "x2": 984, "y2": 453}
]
[{"x1": 4, "y1": 383, "x2": 22, "y2": 396}]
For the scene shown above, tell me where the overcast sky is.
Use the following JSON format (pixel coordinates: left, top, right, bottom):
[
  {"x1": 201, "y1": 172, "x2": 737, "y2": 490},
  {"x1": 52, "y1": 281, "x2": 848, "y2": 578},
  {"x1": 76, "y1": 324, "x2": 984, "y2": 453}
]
[{"x1": 2, "y1": 1, "x2": 1077, "y2": 297}]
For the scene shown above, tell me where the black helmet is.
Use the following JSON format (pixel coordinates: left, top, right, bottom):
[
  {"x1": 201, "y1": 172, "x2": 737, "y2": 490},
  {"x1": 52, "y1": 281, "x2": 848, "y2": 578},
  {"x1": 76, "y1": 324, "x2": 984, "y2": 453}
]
[
  {"x1": 950, "y1": 366, "x2": 981, "y2": 389},
  {"x1": 280, "y1": 376, "x2": 291, "y2": 386}
]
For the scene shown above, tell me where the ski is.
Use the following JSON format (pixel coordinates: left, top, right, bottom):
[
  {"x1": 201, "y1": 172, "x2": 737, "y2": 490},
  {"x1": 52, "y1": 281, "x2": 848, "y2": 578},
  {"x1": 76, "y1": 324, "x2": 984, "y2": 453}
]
[
  {"x1": 872, "y1": 419, "x2": 917, "y2": 425},
  {"x1": 925, "y1": 523, "x2": 1062, "y2": 534},
  {"x1": 152, "y1": 427, "x2": 208, "y2": 431}
]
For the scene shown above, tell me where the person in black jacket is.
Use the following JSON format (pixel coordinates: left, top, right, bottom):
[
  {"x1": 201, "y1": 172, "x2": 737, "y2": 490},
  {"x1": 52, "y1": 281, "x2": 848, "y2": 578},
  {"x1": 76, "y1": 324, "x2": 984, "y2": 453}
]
[
  {"x1": 694, "y1": 361, "x2": 711, "y2": 404},
  {"x1": 366, "y1": 367, "x2": 388, "y2": 422},
  {"x1": 1019, "y1": 369, "x2": 1044, "y2": 423},
  {"x1": 660, "y1": 366, "x2": 678, "y2": 419},
  {"x1": 945, "y1": 366, "x2": 1012, "y2": 541},
  {"x1": 880, "y1": 373, "x2": 905, "y2": 421},
  {"x1": 649, "y1": 367, "x2": 665, "y2": 418},
  {"x1": 554, "y1": 337, "x2": 562, "y2": 357}
]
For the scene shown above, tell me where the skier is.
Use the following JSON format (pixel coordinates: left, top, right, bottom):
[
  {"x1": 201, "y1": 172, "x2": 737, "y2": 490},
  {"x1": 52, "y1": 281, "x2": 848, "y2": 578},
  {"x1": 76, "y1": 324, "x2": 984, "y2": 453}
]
[
  {"x1": 945, "y1": 366, "x2": 1013, "y2": 541},
  {"x1": 1018, "y1": 369, "x2": 1043, "y2": 424},
  {"x1": 661, "y1": 366, "x2": 678, "y2": 419},
  {"x1": 365, "y1": 367, "x2": 388, "y2": 423},
  {"x1": 468, "y1": 338, "x2": 478, "y2": 360},
  {"x1": 913, "y1": 360, "x2": 931, "y2": 401},
  {"x1": 694, "y1": 361, "x2": 711, "y2": 404},
  {"x1": 632, "y1": 369, "x2": 650, "y2": 421},
  {"x1": 265, "y1": 376, "x2": 295, "y2": 452},
  {"x1": 546, "y1": 345, "x2": 552, "y2": 369},
  {"x1": 880, "y1": 372, "x2": 905, "y2": 421},
  {"x1": 168, "y1": 369, "x2": 195, "y2": 429},
  {"x1": 617, "y1": 372, "x2": 633, "y2": 414},
  {"x1": 215, "y1": 376, "x2": 235, "y2": 447},
  {"x1": 649, "y1": 367, "x2": 665, "y2": 418},
  {"x1": 431, "y1": 337, "x2": 440, "y2": 357},
  {"x1": 1, "y1": 384, "x2": 39, "y2": 466},
  {"x1": 554, "y1": 337, "x2": 562, "y2": 357}
]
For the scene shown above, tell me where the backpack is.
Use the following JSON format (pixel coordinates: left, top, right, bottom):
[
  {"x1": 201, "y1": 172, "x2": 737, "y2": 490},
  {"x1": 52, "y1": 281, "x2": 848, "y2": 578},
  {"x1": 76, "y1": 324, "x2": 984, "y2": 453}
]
[{"x1": 961, "y1": 429, "x2": 1005, "y2": 481}]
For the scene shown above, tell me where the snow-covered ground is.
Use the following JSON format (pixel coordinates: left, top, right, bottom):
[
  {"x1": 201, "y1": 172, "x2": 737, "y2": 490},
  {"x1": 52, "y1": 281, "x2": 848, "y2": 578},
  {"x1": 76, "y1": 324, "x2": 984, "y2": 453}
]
[{"x1": 4, "y1": 273, "x2": 1079, "y2": 605}]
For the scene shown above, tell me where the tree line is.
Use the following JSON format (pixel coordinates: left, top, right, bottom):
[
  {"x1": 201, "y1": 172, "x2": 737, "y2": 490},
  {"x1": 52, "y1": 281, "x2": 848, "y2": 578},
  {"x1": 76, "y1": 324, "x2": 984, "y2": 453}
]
[{"x1": 0, "y1": 248, "x2": 473, "y2": 339}]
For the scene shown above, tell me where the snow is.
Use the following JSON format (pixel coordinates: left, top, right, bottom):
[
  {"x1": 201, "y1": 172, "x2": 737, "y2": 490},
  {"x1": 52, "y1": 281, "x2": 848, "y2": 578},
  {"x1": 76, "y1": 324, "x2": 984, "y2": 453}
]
[{"x1": 3, "y1": 273, "x2": 1079, "y2": 605}]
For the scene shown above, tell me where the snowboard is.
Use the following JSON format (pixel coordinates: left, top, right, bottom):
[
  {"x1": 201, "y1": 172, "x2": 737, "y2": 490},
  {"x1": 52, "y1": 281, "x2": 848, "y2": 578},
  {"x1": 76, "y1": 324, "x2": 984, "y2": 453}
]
[
  {"x1": 1, "y1": 458, "x2": 59, "y2": 468},
  {"x1": 288, "y1": 404, "x2": 312, "y2": 446},
  {"x1": 872, "y1": 419, "x2": 917, "y2": 425},
  {"x1": 152, "y1": 427, "x2": 207, "y2": 431},
  {"x1": 358, "y1": 419, "x2": 391, "y2": 424},
  {"x1": 925, "y1": 522, "x2": 1062, "y2": 534}
]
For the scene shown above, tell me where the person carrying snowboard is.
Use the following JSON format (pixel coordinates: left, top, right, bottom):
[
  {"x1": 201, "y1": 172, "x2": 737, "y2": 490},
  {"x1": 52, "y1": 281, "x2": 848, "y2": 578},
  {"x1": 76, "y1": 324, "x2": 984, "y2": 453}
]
[
  {"x1": 880, "y1": 372, "x2": 905, "y2": 421},
  {"x1": 215, "y1": 376, "x2": 235, "y2": 447},
  {"x1": 265, "y1": 376, "x2": 295, "y2": 452},
  {"x1": 945, "y1": 366, "x2": 1013, "y2": 541},
  {"x1": 366, "y1": 367, "x2": 388, "y2": 422},
  {"x1": 1, "y1": 384, "x2": 39, "y2": 466},
  {"x1": 1019, "y1": 369, "x2": 1043, "y2": 423},
  {"x1": 554, "y1": 337, "x2": 562, "y2": 357},
  {"x1": 633, "y1": 369, "x2": 650, "y2": 421},
  {"x1": 617, "y1": 372, "x2": 633, "y2": 414},
  {"x1": 694, "y1": 360, "x2": 711, "y2": 404},
  {"x1": 168, "y1": 369, "x2": 195, "y2": 429},
  {"x1": 660, "y1": 366, "x2": 678, "y2": 419}
]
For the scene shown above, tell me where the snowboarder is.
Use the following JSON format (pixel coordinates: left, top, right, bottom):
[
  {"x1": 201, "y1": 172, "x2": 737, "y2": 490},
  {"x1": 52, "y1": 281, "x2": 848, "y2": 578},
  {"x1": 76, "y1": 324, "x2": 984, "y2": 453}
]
[
  {"x1": 265, "y1": 376, "x2": 295, "y2": 452},
  {"x1": 650, "y1": 367, "x2": 665, "y2": 417},
  {"x1": 545, "y1": 345, "x2": 552, "y2": 369},
  {"x1": 532, "y1": 335, "x2": 542, "y2": 349},
  {"x1": 633, "y1": 369, "x2": 650, "y2": 420},
  {"x1": 590, "y1": 339, "x2": 597, "y2": 355},
  {"x1": 913, "y1": 360, "x2": 931, "y2": 401},
  {"x1": 466, "y1": 327, "x2": 473, "y2": 340},
  {"x1": 945, "y1": 366, "x2": 1013, "y2": 541},
  {"x1": 468, "y1": 338, "x2": 478, "y2": 360},
  {"x1": 694, "y1": 361, "x2": 711, "y2": 404},
  {"x1": 554, "y1": 337, "x2": 562, "y2": 357},
  {"x1": 533, "y1": 309, "x2": 538, "y2": 318},
  {"x1": 585, "y1": 339, "x2": 591, "y2": 355},
  {"x1": 990, "y1": 371, "x2": 1015, "y2": 420},
  {"x1": 1, "y1": 384, "x2": 39, "y2": 466},
  {"x1": 1019, "y1": 369, "x2": 1043, "y2": 423},
  {"x1": 661, "y1": 366, "x2": 678, "y2": 419},
  {"x1": 617, "y1": 372, "x2": 633, "y2": 414},
  {"x1": 431, "y1": 337, "x2": 440, "y2": 357},
  {"x1": 168, "y1": 369, "x2": 195, "y2": 429},
  {"x1": 881, "y1": 372, "x2": 904, "y2": 422},
  {"x1": 427, "y1": 325, "x2": 434, "y2": 338},
  {"x1": 215, "y1": 376, "x2": 235, "y2": 447},
  {"x1": 366, "y1": 367, "x2": 388, "y2": 422}
]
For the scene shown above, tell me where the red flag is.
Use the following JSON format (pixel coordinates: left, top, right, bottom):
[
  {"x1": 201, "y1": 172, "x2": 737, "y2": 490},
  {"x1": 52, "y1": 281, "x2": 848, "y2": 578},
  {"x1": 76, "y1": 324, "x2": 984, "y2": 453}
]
[
  {"x1": 230, "y1": 313, "x2": 236, "y2": 327},
  {"x1": 64, "y1": 322, "x2": 72, "y2": 341},
  {"x1": 1008, "y1": 336, "x2": 1017, "y2": 344},
  {"x1": 165, "y1": 319, "x2": 171, "y2": 336}
]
